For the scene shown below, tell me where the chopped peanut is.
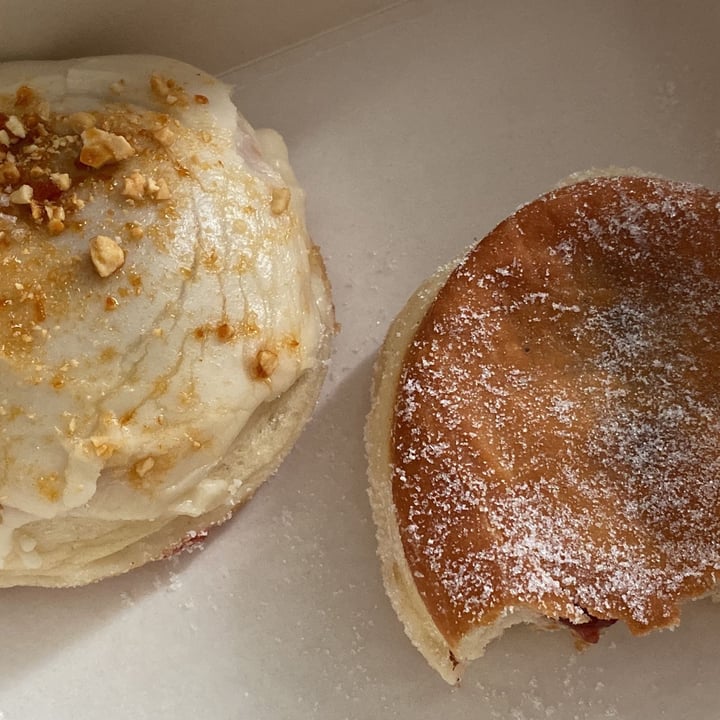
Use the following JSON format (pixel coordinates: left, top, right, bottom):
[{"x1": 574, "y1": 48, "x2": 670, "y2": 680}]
[
  {"x1": 44, "y1": 204, "x2": 65, "y2": 221},
  {"x1": 153, "y1": 126, "x2": 176, "y2": 146},
  {"x1": 90, "y1": 235, "x2": 125, "y2": 278},
  {"x1": 127, "y1": 223, "x2": 144, "y2": 240},
  {"x1": 147, "y1": 176, "x2": 171, "y2": 200},
  {"x1": 47, "y1": 218, "x2": 65, "y2": 235},
  {"x1": 79, "y1": 128, "x2": 135, "y2": 168},
  {"x1": 69, "y1": 193, "x2": 85, "y2": 210},
  {"x1": 122, "y1": 170, "x2": 147, "y2": 200},
  {"x1": 154, "y1": 178, "x2": 171, "y2": 200},
  {"x1": 0, "y1": 161, "x2": 20, "y2": 184},
  {"x1": 5, "y1": 115, "x2": 26, "y2": 139},
  {"x1": 45, "y1": 204, "x2": 65, "y2": 235},
  {"x1": 150, "y1": 73, "x2": 184, "y2": 105},
  {"x1": 270, "y1": 187, "x2": 291, "y2": 215},
  {"x1": 9, "y1": 184, "x2": 33, "y2": 204},
  {"x1": 255, "y1": 349, "x2": 279, "y2": 379},
  {"x1": 50, "y1": 172, "x2": 72, "y2": 191}
]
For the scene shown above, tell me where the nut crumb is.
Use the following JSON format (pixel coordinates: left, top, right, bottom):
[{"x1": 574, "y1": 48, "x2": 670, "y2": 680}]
[
  {"x1": 69, "y1": 193, "x2": 85, "y2": 210},
  {"x1": 110, "y1": 80, "x2": 126, "y2": 94},
  {"x1": 153, "y1": 126, "x2": 175, "y2": 146},
  {"x1": 126, "y1": 223, "x2": 144, "y2": 240},
  {"x1": 49, "y1": 204, "x2": 65, "y2": 220},
  {"x1": 0, "y1": 160, "x2": 20, "y2": 184},
  {"x1": 150, "y1": 73, "x2": 185, "y2": 106},
  {"x1": 47, "y1": 219, "x2": 65, "y2": 235},
  {"x1": 122, "y1": 170, "x2": 147, "y2": 200},
  {"x1": 147, "y1": 176, "x2": 171, "y2": 200},
  {"x1": 90, "y1": 235, "x2": 125, "y2": 278},
  {"x1": 5, "y1": 115, "x2": 26, "y2": 139},
  {"x1": 270, "y1": 187, "x2": 291, "y2": 215},
  {"x1": 9, "y1": 184, "x2": 33, "y2": 204},
  {"x1": 80, "y1": 127, "x2": 135, "y2": 168},
  {"x1": 50, "y1": 172, "x2": 72, "y2": 191},
  {"x1": 45, "y1": 205, "x2": 66, "y2": 235},
  {"x1": 255, "y1": 349, "x2": 279, "y2": 379}
]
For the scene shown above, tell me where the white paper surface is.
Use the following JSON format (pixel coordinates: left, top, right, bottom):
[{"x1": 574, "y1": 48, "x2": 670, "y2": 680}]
[{"x1": 2, "y1": 1, "x2": 720, "y2": 718}]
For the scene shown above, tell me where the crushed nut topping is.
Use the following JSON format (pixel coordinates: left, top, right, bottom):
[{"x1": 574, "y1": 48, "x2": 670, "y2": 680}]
[
  {"x1": 5, "y1": 115, "x2": 26, "y2": 139},
  {"x1": 152, "y1": 125, "x2": 176, "y2": 146},
  {"x1": 89, "y1": 235, "x2": 125, "y2": 278},
  {"x1": 9, "y1": 184, "x2": 33, "y2": 204},
  {"x1": 29, "y1": 200, "x2": 43, "y2": 221},
  {"x1": 150, "y1": 73, "x2": 188, "y2": 106},
  {"x1": 121, "y1": 171, "x2": 171, "y2": 201},
  {"x1": 0, "y1": 75, "x2": 224, "y2": 366},
  {"x1": 122, "y1": 170, "x2": 147, "y2": 201},
  {"x1": 50, "y1": 172, "x2": 71, "y2": 191},
  {"x1": 47, "y1": 218, "x2": 65, "y2": 235},
  {"x1": 69, "y1": 193, "x2": 85, "y2": 210},
  {"x1": 255, "y1": 349, "x2": 279, "y2": 379},
  {"x1": 126, "y1": 222, "x2": 144, "y2": 240},
  {"x1": 45, "y1": 204, "x2": 65, "y2": 235},
  {"x1": 79, "y1": 127, "x2": 135, "y2": 168},
  {"x1": 0, "y1": 160, "x2": 20, "y2": 184},
  {"x1": 147, "y1": 176, "x2": 170, "y2": 200},
  {"x1": 270, "y1": 187, "x2": 291, "y2": 215}
]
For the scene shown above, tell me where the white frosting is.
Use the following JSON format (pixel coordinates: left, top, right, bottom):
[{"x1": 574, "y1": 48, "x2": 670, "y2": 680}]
[{"x1": 0, "y1": 56, "x2": 327, "y2": 574}]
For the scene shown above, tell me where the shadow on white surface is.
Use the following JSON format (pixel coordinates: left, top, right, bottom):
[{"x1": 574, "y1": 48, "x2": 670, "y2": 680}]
[{"x1": 0, "y1": 534, "x2": 208, "y2": 690}]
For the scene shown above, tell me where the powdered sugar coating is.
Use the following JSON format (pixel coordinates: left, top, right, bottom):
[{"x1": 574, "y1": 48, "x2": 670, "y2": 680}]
[{"x1": 391, "y1": 177, "x2": 720, "y2": 644}]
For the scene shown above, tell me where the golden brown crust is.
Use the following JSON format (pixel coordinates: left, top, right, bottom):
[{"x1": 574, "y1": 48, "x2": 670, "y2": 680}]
[{"x1": 390, "y1": 176, "x2": 720, "y2": 647}]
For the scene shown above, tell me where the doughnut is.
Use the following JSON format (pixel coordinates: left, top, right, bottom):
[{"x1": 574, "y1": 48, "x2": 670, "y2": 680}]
[
  {"x1": 0, "y1": 55, "x2": 333, "y2": 587},
  {"x1": 367, "y1": 172, "x2": 720, "y2": 683}
]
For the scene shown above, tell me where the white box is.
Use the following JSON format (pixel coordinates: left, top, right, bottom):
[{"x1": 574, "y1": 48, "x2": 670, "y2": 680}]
[{"x1": 2, "y1": 2, "x2": 719, "y2": 718}]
